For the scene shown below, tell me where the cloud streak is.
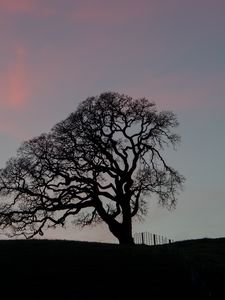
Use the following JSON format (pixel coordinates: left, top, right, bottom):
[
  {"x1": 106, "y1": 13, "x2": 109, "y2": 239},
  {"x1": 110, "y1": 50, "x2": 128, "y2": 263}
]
[
  {"x1": 0, "y1": 0, "x2": 56, "y2": 17},
  {"x1": 0, "y1": 46, "x2": 29, "y2": 109},
  {"x1": 7, "y1": 46, "x2": 29, "y2": 108},
  {"x1": 69, "y1": 0, "x2": 151, "y2": 25},
  {"x1": 0, "y1": 0, "x2": 225, "y2": 139},
  {"x1": 0, "y1": 0, "x2": 36, "y2": 13}
]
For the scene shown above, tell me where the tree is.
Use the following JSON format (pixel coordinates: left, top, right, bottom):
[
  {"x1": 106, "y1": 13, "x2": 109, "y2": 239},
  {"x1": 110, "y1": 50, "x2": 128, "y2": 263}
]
[{"x1": 0, "y1": 92, "x2": 184, "y2": 244}]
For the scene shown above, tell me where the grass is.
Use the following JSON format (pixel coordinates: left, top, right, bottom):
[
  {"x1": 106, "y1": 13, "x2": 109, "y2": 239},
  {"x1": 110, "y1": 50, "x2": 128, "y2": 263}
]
[{"x1": 0, "y1": 237, "x2": 224, "y2": 299}]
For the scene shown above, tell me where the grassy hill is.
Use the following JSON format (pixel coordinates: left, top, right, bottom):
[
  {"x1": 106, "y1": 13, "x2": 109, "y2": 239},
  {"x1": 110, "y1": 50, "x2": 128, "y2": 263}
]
[{"x1": 0, "y1": 238, "x2": 224, "y2": 299}]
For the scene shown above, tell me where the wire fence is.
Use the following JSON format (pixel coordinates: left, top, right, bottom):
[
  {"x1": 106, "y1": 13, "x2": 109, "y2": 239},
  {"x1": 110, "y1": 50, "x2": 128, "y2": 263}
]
[{"x1": 134, "y1": 232, "x2": 175, "y2": 246}]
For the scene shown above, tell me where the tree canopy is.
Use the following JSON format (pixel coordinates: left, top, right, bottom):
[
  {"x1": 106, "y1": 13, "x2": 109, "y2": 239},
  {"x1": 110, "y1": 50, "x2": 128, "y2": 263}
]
[{"x1": 0, "y1": 92, "x2": 184, "y2": 244}]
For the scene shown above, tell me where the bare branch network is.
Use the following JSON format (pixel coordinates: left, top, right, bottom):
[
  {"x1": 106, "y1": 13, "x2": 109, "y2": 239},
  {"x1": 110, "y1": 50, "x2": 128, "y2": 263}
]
[{"x1": 0, "y1": 92, "x2": 184, "y2": 244}]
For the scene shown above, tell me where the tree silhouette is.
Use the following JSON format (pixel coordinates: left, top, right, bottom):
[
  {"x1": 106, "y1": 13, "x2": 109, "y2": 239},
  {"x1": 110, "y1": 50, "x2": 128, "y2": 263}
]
[{"x1": 0, "y1": 92, "x2": 184, "y2": 244}]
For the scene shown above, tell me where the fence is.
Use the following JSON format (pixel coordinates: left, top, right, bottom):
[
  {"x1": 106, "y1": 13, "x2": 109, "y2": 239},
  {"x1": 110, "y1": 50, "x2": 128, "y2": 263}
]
[{"x1": 133, "y1": 232, "x2": 174, "y2": 246}]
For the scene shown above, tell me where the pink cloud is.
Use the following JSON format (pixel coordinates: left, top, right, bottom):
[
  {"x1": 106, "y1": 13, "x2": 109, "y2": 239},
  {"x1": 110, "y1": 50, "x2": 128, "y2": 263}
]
[
  {"x1": 69, "y1": 0, "x2": 151, "y2": 24},
  {"x1": 122, "y1": 72, "x2": 225, "y2": 112},
  {"x1": 0, "y1": 0, "x2": 56, "y2": 17},
  {"x1": 0, "y1": 0, "x2": 36, "y2": 13},
  {"x1": 7, "y1": 47, "x2": 29, "y2": 108},
  {"x1": 0, "y1": 45, "x2": 30, "y2": 110},
  {"x1": 0, "y1": 0, "x2": 224, "y2": 140}
]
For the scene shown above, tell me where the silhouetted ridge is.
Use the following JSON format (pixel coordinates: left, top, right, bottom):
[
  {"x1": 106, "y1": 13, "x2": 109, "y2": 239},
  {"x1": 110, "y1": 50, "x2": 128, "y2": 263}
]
[{"x1": 0, "y1": 238, "x2": 224, "y2": 299}]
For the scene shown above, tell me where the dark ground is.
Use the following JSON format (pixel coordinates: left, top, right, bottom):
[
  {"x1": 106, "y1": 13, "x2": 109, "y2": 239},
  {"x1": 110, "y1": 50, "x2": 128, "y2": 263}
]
[{"x1": 0, "y1": 237, "x2": 224, "y2": 299}]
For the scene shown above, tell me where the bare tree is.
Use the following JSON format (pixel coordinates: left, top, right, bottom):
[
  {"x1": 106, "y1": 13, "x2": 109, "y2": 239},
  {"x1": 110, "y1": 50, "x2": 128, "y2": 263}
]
[{"x1": 0, "y1": 92, "x2": 184, "y2": 244}]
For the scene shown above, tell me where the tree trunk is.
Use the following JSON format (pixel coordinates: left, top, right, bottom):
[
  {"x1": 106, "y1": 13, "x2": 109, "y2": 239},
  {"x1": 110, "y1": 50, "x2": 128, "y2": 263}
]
[
  {"x1": 119, "y1": 202, "x2": 134, "y2": 245},
  {"x1": 107, "y1": 207, "x2": 134, "y2": 245},
  {"x1": 95, "y1": 197, "x2": 134, "y2": 245},
  {"x1": 117, "y1": 229, "x2": 134, "y2": 245},
  {"x1": 108, "y1": 222, "x2": 134, "y2": 245}
]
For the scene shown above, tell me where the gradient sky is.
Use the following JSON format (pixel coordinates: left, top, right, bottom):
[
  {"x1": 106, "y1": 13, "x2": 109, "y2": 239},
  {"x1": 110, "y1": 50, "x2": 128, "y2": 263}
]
[{"x1": 0, "y1": 0, "x2": 225, "y2": 243}]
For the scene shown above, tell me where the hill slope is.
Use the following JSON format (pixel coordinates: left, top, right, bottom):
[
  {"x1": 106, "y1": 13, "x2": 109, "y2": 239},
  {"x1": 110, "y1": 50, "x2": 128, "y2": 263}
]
[{"x1": 0, "y1": 238, "x2": 224, "y2": 299}]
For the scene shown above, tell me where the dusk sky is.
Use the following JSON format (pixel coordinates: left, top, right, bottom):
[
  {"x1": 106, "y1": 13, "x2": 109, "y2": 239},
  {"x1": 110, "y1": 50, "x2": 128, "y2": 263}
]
[{"x1": 0, "y1": 0, "x2": 225, "y2": 243}]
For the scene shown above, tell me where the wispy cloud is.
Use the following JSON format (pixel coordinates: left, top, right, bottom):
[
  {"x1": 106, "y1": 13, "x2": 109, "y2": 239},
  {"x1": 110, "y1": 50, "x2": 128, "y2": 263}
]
[
  {"x1": 7, "y1": 46, "x2": 29, "y2": 108},
  {"x1": 0, "y1": 0, "x2": 224, "y2": 140},
  {"x1": 122, "y1": 71, "x2": 225, "y2": 112},
  {"x1": 69, "y1": 0, "x2": 150, "y2": 24},
  {"x1": 0, "y1": 0, "x2": 56, "y2": 17},
  {"x1": 0, "y1": 0, "x2": 36, "y2": 13}
]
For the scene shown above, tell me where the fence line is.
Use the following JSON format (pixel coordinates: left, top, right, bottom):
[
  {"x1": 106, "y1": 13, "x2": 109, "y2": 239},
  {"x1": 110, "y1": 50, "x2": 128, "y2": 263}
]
[{"x1": 133, "y1": 232, "x2": 174, "y2": 246}]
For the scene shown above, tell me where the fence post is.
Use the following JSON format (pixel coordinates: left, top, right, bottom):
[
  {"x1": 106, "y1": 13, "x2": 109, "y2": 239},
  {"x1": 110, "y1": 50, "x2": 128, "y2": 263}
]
[
  {"x1": 147, "y1": 232, "x2": 150, "y2": 245},
  {"x1": 141, "y1": 232, "x2": 145, "y2": 244},
  {"x1": 153, "y1": 234, "x2": 156, "y2": 245},
  {"x1": 134, "y1": 232, "x2": 174, "y2": 245}
]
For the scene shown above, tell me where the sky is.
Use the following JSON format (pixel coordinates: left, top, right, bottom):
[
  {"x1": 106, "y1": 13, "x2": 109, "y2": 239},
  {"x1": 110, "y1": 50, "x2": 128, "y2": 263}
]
[{"x1": 0, "y1": 0, "x2": 225, "y2": 243}]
